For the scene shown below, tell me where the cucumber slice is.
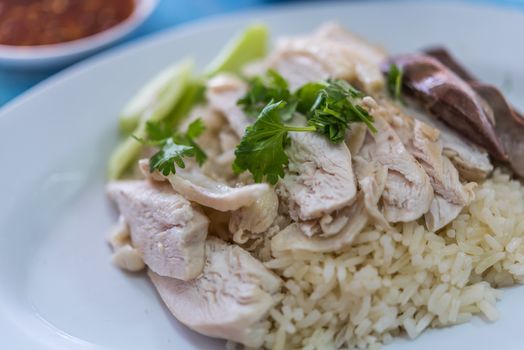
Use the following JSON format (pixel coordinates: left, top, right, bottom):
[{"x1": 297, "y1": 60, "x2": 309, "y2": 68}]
[
  {"x1": 205, "y1": 23, "x2": 269, "y2": 76},
  {"x1": 119, "y1": 59, "x2": 193, "y2": 134},
  {"x1": 107, "y1": 124, "x2": 145, "y2": 180},
  {"x1": 108, "y1": 60, "x2": 193, "y2": 179}
]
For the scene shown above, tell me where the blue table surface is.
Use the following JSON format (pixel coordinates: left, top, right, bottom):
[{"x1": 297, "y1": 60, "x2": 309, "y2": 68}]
[{"x1": 0, "y1": 0, "x2": 522, "y2": 107}]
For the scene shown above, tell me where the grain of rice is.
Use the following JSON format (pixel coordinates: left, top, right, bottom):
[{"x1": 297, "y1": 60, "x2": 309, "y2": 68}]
[
  {"x1": 438, "y1": 259, "x2": 452, "y2": 274},
  {"x1": 506, "y1": 237, "x2": 522, "y2": 253},
  {"x1": 358, "y1": 244, "x2": 375, "y2": 256},
  {"x1": 293, "y1": 264, "x2": 309, "y2": 280},
  {"x1": 475, "y1": 252, "x2": 506, "y2": 274},
  {"x1": 373, "y1": 309, "x2": 398, "y2": 333},
  {"x1": 428, "y1": 284, "x2": 447, "y2": 313},
  {"x1": 399, "y1": 283, "x2": 418, "y2": 305},
  {"x1": 391, "y1": 232, "x2": 403, "y2": 242},
  {"x1": 415, "y1": 313, "x2": 433, "y2": 334},
  {"x1": 293, "y1": 308, "x2": 304, "y2": 322},
  {"x1": 273, "y1": 327, "x2": 286, "y2": 350},
  {"x1": 285, "y1": 280, "x2": 301, "y2": 295},
  {"x1": 478, "y1": 300, "x2": 500, "y2": 321},
  {"x1": 484, "y1": 234, "x2": 503, "y2": 251},
  {"x1": 437, "y1": 293, "x2": 452, "y2": 323},
  {"x1": 269, "y1": 309, "x2": 296, "y2": 334},
  {"x1": 403, "y1": 318, "x2": 417, "y2": 339},
  {"x1": 297, "y1": 309, "x2": 321, "y2": 328},
  {"x1": 355, "y1": 231, "x2": 382, "y2": 244},
  {"x1": 386, "y1": 253, "x2": 410, "y2": 274},
  {"x1": 336, "y1": 264, "x2": 347, "y2": 284},
  {"x1": 457, "y1": 241, "x2": 486, "y2": 256},
  {"x1": 448, "y1": 298, "x2": 460, "y2": 323},
  {"x1": 323, "y1": 258, "x2": 336, "y2": 282},
  {"x1": 282, "y1": 264, "x2": 297, "y2": 278},
  {"x1": 508, "y1": 263, "x2": 524, "y2": 276},
  {"x1": 265, "y1": 257, "x2": 294, "y2": 269},
  {"x1": 355, "y1": 318, "x2": 372, "y2": 337}
]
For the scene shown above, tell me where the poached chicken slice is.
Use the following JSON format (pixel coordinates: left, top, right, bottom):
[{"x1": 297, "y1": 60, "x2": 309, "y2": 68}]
[
  {"x1": 148, "y1": 238, "x2": 282, "y2": 348},
  {"x1": 206, "y1": 74, "x2": 251, "y2": 138},
  {"x1": 107, "y1": 180, "x2": 209, "y2": 280},
  {"x1": 139, "y1": 159, "x2": 270, "y2": 212},
  {"x1": 359, "y1": 113, "x2": 434, "y2": 223},
  {"x1": 279, "y1": 130, "x2": 357, "y2": 222}
]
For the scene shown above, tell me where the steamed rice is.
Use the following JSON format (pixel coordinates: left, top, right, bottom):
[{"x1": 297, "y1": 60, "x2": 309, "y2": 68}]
[{"x1": 236, "y1": 169, "x2": 524, "y2": 349}]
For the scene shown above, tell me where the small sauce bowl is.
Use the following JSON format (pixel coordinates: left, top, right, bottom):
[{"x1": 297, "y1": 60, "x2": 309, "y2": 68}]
[{"x1": 0, "y1": 0, "x2": 158, "y2": 69}]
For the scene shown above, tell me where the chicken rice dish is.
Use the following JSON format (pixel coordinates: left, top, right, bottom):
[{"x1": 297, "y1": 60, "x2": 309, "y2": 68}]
[{"x1": 105, "y1": 23, "x2": 524, "y2": 349}]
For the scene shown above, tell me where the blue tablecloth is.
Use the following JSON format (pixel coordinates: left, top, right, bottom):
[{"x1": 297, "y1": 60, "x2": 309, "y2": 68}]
[{"x1": 0, "y1": 0, "x2": 522, "y2": 107}]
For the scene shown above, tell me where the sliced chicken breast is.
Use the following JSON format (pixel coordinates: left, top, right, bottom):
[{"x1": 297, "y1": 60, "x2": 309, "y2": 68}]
[
  {"x1": 359, "y1": 110, "x2": 434, "y2": 223},
  {"x1": 279, "y1": 130, "x2": 357, "y2": 222},
  {"x1": 410, "y1": 120, "x2": 467, "y2": 203},
  {"x1": 353, "y1": 156, "x2": 390, "y2": 229},
  {"x1": 409, "y1": 106, "x2": 493, "y2": 181},
  {"x1": 107, "y1": 180, "x2": 209, "y2": 280},
  {"x1": 167, "y1": 168, "x2": 270, "y2": 212},
  {"x1": 265, "y1": 23, "x2": 386, "y2": 92},
  {"x1": 273, "y1": 156, "x2": 387, "y2": 252},
  {"x1": 206, "y1": 74, "x2": 251, "y2": 138},
  {"x1": 425, "y1": 157, "x2": 476, "y2": 231},
  {"x1": 229, "y1": 187, "x2": 279, "y2": 235},
  {"x1": 411, "y1": 121, "x2": 476, "y2": 230},
  {"x1": 139, "y1": 160, "x2": 271, "y2": 212},
  {"x1": 179, "y1": 105, "x2": 225, "y2": 159},
  {"x1": 271, "y1": 192, "x2": 368, "y2": 253},
  {"x1": 377, "y1": 101, "x2": 476, "y2": 229},
  {"x1": 148, "y1": 238, "x2": 282, "y2": 348},
  {"x1": 345, "y1": 123, "x2": 369, "y2": 155},
  {"x1": 107, "y1": 216, "x2": 145, "y2": 272}
]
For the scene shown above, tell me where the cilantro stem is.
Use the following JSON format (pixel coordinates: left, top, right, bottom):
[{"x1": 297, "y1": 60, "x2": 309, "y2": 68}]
[
  {"x1": 284, "y1": 125, "x2": 316, "y2": 133},
  {"x1": 387, "y1": 64, "x2": 404, "y2": 102}
]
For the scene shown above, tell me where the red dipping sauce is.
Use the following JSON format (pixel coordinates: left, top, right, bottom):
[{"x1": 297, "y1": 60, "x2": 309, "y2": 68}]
[{"x1": 0, "y1": 0, "x2": 135, "y2": 46}]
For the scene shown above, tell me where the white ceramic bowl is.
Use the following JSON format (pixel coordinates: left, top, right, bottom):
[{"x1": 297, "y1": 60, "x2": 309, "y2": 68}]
[{"x1": 0, "y1": 0, "x2": 158, "y2": 69}]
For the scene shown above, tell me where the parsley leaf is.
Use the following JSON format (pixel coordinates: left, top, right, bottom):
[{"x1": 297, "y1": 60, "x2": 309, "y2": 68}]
[
  {"x1": 297, "y1": 79, "x2": 376, "y2": 143},
  {"x1": 137, "y1": 118, "x2": 207, "y2": 176},
  {"x1": 237, "y1": 69, "x2": 295, "y2": 118},
  {"x1": 144, "y1": 120, "x2": 172, "y2": 143},
  {"x1": 295, "y1": 82, "x2": 326, "y2": 113},
  {"x1": 180, "y1": 119, "x2": 207, "y2": 166},
  {"x1": 387, "y1": 63, "x2": 403, "y2": 102},
  {"x1": 178, "y1": 118, "x2": 207, "y2": 165},
  {"x1": 233, "y1": 100, "x2": 315, "y2": 184},
  {"x1": 186, "y1": 118, "x2": 206, "y2": 139},
  {"x1": 149, "y1": 139, "x2": 194, "y2": 176}
]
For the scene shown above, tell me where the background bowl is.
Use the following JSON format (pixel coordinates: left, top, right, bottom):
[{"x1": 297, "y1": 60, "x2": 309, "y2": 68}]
[{"x1": 0, "y1": 0, "x2": 158, "y2": 69}]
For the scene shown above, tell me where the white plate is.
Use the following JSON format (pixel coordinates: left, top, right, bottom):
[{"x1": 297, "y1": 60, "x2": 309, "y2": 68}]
[
  {"x1": 1, "y1": 1, "x2": 524, "y2": 349},
  {"x1": 0, "y1": 0, "x2": 158, "y2": 69}
]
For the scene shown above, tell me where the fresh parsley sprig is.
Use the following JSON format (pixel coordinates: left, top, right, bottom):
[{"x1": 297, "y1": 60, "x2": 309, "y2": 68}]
[
  {"x1": 135, "y1": 119, "x2": 207, "y2": 176},
  {"x1": 234, "y1": 72, "x2": 377, "y2": 184},
  {"x1": 297, "y1": 79, "x2": 377, "y2": 142},
  {"x1": 238, "y1": 71, "x2": 376, "y2": 141}
]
